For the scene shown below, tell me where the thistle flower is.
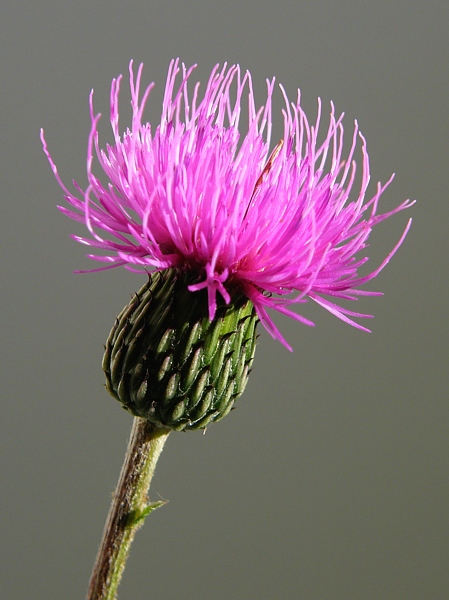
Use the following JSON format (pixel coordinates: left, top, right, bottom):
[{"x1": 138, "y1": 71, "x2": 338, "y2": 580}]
[{"x1": 41, "y1": 60, "x2": 413, "y2": 429}]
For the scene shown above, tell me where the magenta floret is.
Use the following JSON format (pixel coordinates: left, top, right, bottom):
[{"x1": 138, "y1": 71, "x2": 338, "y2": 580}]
[{"x1": 41, "y1": 59, "x2": 414, "y2": 348}]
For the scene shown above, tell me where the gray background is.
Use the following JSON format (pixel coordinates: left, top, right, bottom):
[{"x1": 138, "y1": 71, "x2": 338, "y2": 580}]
[{"x1": 1, "y1": 1, "x2": 448, "y2": 599}]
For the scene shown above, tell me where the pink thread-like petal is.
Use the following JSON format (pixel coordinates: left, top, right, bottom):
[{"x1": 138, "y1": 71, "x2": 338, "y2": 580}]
[{"x1": 42, "y1": 60, "x2": 414, "y2": 349}]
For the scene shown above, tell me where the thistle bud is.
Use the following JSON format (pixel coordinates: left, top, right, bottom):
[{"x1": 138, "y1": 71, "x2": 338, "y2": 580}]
[{"x1": 102, "y1": 269, "x2": 258, "y2": 431}]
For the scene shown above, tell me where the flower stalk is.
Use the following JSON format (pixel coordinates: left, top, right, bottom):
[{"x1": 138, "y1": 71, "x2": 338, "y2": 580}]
[{"x1": 87, "y1": 418, "x2": 169, "y2": 600}]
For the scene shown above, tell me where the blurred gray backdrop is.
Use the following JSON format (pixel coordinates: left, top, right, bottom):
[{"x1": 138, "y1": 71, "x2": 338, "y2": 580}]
[{"x1": 1, "y1": 1, "x2": 448, "y2": 599}]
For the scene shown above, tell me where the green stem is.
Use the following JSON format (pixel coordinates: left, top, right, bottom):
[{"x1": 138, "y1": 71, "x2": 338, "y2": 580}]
[{"x1": 86, "y1": 417, "x2": 170, "y2": 600}]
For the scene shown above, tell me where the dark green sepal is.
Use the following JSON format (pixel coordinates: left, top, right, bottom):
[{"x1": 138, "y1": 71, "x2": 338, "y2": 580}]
[{"x1": 103, "y1": 268, "x2": 258, "y2": 431}]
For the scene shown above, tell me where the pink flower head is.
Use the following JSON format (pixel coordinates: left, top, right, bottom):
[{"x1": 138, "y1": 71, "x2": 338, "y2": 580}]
[{"x1": 41, "y1": 59, "x2": 413, "y2": 349}]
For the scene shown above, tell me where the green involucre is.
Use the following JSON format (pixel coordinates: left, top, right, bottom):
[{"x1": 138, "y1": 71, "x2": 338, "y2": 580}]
[{"x1": 103, "y1": 269, "x2": 258, "y2": 430}]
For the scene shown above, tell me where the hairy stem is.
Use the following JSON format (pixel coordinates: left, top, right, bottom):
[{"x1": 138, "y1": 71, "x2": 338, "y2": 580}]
[{"x1": 87, "y1": 417, "x2": 170, "y2": 600}]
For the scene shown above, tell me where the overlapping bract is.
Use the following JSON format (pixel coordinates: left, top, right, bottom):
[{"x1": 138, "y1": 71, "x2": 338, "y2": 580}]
[{"x1": 42, "y1": 59, "x2": 413, "y2": 348}]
